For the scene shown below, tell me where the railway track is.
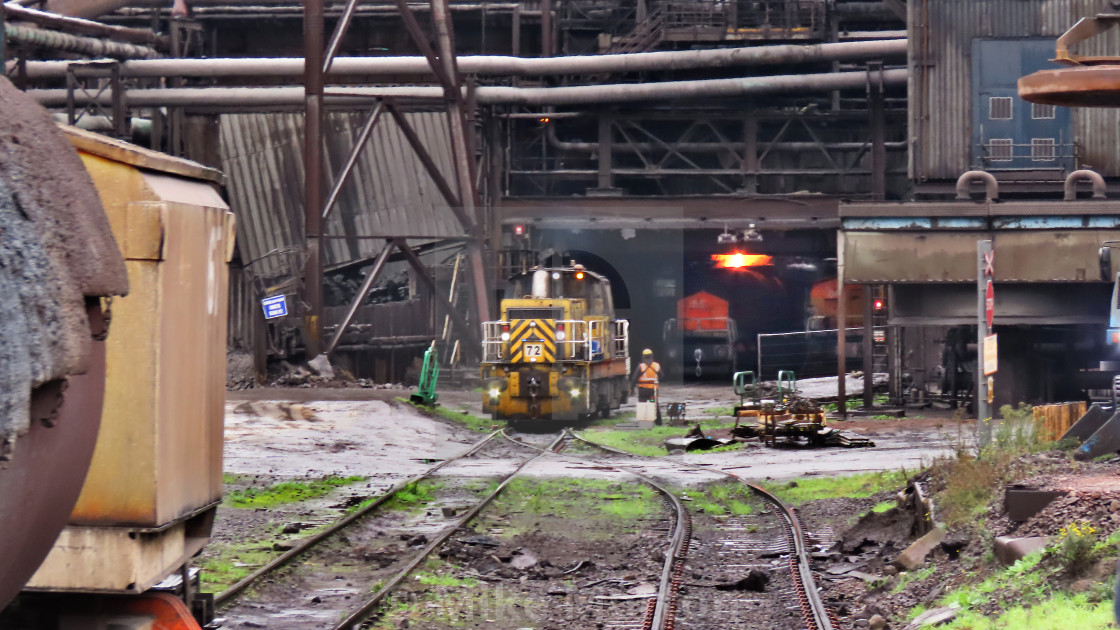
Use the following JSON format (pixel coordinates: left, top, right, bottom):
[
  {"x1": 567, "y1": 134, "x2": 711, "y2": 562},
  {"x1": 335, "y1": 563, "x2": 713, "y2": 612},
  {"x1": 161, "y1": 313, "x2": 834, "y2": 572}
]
[
  {"x1": 501, "y1": 431, "x2": 692, "y2": 630},
  {"x1": 567, "y1": 430, "x2": 838, "y2": 630},
  {"x1": 214, "y1": 429, "x2": 563, "y2": 629}
]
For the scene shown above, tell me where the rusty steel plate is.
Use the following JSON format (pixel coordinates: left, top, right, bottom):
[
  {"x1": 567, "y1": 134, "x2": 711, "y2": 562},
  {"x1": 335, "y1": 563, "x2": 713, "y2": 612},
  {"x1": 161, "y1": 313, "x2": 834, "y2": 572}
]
[{"x1": 1019, "y1": 65, "x2": 1120, "y2": 107}]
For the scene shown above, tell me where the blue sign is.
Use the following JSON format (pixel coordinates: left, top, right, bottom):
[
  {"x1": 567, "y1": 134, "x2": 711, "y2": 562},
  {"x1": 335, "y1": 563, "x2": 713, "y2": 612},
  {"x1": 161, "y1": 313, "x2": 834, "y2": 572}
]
[
  {"x1": 590, "y1": 339, "x2": 602, "y2": 356},
  {"x1": 261, "y1": 295, "x2": 288, "y2": 319}
]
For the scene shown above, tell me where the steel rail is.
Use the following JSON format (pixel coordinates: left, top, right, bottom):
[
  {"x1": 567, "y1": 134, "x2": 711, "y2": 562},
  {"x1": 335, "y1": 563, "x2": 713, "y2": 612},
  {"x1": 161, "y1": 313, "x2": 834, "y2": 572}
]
[
  {"x1": 569, "y1": 431, "x2": 836, "y2": 630},
  {"x1": 745, "y1": 481, "x2": 836, "y2": 630},
  {"x1": 214, "y1": 428, "x2": 505, "y2": 607},
  {"x1": 512, "y1": 430, "x2": 691, "y2": 630},
  {"x1": 331, "y1": 431, "x2": 565, "y2": 630}
]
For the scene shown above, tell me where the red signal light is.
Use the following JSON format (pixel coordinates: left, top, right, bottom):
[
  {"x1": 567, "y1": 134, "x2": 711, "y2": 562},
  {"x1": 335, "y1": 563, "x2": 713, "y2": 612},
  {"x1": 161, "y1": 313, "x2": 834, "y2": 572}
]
[
  {"x1": 873, "y1": 299, "x2": 885, "y2": 310},
  {"x1": 513, "y1": 225, "x2": 524, "y2": 235},
  {"x1": 575, "y1": 271, "x2": 585, "y2": 280}
]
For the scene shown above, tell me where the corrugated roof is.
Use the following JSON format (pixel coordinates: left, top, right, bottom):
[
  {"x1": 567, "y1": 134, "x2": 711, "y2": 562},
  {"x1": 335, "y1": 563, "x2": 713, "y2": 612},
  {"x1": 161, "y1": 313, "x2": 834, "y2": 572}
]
[
  {"x1": 909, "y1": 0, "x2": 1120, "y2": 180},
  {"x1": 219, "y1": 111, "x2": 467, "y2": 280}
]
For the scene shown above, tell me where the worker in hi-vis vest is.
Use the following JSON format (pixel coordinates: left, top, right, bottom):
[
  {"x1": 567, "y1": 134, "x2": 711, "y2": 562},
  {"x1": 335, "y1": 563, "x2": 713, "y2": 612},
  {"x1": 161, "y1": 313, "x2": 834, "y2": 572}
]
[{"x1": 631, "y1": 348, "x2": 662, "y2": 424}]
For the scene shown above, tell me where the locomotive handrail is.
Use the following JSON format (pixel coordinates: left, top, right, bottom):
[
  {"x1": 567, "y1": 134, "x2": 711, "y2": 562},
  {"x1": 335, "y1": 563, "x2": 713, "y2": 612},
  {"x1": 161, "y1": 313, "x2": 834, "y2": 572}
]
[
  {"x1": 481, "y1": 320, "x2": 508, "y2": 362},
  {"x1": 555, "y1": 319, "x2": 590, "y2": 361}
]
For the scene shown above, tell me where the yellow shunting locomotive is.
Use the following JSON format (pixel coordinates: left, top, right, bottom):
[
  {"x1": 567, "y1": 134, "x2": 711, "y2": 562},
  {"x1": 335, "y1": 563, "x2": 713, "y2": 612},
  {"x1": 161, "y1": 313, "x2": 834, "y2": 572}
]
[{"x1": 482, "y1": 264, "x2": 630, "y2": 423}]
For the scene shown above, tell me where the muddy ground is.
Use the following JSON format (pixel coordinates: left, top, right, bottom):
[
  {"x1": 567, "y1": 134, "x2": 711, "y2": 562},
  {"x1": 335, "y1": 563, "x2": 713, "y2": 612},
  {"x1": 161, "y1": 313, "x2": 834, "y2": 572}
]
[{"x1": 207, "y1": 383, "x2": 1120, "y2": 629}]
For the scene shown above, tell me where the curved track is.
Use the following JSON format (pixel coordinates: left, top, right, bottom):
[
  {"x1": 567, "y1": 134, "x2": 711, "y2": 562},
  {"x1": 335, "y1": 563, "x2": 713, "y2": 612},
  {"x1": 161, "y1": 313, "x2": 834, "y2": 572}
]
[
  {"x1": 330, "y1": 431, "x2": 565, "y2": 630},
  {"x1": 214, "y1": 429, "x2": 508, "y2": 607},
  {"x1": 568, "y1": 431, "x2": 837, "y2": 630},
  {"x1": 510, "y1": 431, "x2": 693, "y2": 630},
  {"x1": 215, "y1": 430, "x2": 563, "y2": 630}
]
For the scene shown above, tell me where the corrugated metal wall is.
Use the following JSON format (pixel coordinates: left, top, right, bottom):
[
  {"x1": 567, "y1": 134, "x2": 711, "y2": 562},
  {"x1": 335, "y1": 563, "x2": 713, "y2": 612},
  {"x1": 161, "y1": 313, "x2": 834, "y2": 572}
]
[
  {"x1": 909, "y1": 0, "x2": 1120, "y2": 180},
  {"x1": 227, "y1": 265, "x2": 258, "y2": 351},
  {"x1": 219, "y1": 111, "x2": 468, "y2": 282}
]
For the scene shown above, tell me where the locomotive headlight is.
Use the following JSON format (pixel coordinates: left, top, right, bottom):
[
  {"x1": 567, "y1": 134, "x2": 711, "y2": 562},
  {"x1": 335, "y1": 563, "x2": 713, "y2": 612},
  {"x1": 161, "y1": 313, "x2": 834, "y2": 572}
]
[
  {"x1": 500, "y1": 332, "x2": 510, "y2": 341},
  {"x1": 489, "y1": 388, "x2": 501, "y2": 399},
  {"x1": 570, "y1": 388, "x2": 581, "y2": 398}
]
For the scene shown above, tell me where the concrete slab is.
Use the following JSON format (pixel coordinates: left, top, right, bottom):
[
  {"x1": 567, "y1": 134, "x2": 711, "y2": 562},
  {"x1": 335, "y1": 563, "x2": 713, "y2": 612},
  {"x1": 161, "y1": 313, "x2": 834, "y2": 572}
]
[
  {"x1": 994, "y1": 536, "x2": 1051, "y2": 565},
  {"x1": 1062, "y1": 403, "x2": 1113, "y2": 444},
  {"x1": 1075, "y1": 410, "x2": 1120, "y2": 461},
  {"x1": 893, "y1": 526, "x2": 946, "y2": 571}
]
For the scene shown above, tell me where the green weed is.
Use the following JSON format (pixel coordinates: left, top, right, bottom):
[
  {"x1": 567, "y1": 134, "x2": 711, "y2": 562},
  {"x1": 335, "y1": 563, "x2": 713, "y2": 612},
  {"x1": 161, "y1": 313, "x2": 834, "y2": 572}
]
[
  {"x1": 580, "y1": 421, "x2": 739, "y2": 457},
  {"x1": 690, "y1": 482, "x2": 757, "y2": 516},
  {"x1": 893, "y1": 563, "x2": 937, "y2": 593},
  {"x1": 759, "y1": 470, "x2": 909, "y2": 506},
  {"x1": 224, "y1": 475, "x2": 367, "y2": 509},
  {"x1": 872, "y1": 500, "x2": 895, "y2": 514},
  {"x1": 399, "y1": 398, "x2": 495, "y2": 432},
  {"x1": 1056, "y1": 521, "x2": 1099, "y2": 577},
  {"x1": 941, "y1": 592, "x2": 1114, "y2": 630}
]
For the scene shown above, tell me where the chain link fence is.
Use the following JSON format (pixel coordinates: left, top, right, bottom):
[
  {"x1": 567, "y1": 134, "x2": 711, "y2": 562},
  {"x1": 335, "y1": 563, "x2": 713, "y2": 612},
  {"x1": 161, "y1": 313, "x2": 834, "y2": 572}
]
[{"x1": 756, "y1": 327, "x2": 893, "y2": 381}]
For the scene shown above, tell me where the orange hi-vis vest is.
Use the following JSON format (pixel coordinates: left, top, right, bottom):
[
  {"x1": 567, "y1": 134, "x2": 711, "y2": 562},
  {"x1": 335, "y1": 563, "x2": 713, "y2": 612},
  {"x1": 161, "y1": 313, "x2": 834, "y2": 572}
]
[{"x1": 638, "y1": 361, "x2": 661, "y2": 388}]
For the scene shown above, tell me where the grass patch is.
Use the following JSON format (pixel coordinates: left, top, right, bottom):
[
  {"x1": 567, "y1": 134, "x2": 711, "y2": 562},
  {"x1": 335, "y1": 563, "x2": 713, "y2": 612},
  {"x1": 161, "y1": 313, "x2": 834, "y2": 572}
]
[
  {"x1": 893, "y1": 562, "x2": 937, "y2": 593},
  {"x1": 224, "y1": 475, "x2": 366, "y2": 509},
  {"x1": 580, "y1": 420, "x2": 739, "y2": 457},
  {"x1": 197, "y1": 541, "x2": 278, "y2": 593},
  {"x1": 490, "y1": 478, "x2": 659, "y2": 536},
  {"x1": 706, "y1": 406, "x2": 737, "y2": 418},
  {"x1": 759, "y1": 470, "x2": 909, "y2": 506},
  {"x1": 872, "y1": 500, "x2": 895, "y2": 514},
  {"x1": 399, "y1": 397, "x2": 495, "y2": 433},
  {"x1": 943, "y1": 592, "x2": 1115, "y2": 630},
  {"x1": 370, "y1": 561, "x2": 530, "y2": 628},
  {"x1": 689, "y1": 482, "x2": 757, "y2": 516},
  {"x1": 345, "y1": 479, "x2": 440, "y2": 515}
]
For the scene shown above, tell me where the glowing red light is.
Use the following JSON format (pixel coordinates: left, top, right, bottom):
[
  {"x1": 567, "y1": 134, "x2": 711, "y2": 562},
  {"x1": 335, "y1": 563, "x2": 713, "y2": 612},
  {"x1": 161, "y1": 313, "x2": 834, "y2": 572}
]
[
  {"x1": 539, "y1": 117, "x2": 551, "y2": 124},
  {"x1": 575, "y1": 271, "x2": 585, "y2": 280},
  {"x1": 874, "y1": 299, "x2": 885, "y2": 310},
  {"x1": 711, "y1": 252, "x2": 773, "y2": 269},
  {"x1": 514, "y1": 225, "x2": 524, "y2": 235}
]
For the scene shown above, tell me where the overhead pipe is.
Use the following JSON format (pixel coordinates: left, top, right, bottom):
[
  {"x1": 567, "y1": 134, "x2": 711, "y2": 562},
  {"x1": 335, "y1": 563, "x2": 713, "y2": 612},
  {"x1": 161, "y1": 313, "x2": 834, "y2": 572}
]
[
  {"x1": 25, "y1": 0, "x2": 135, "y2": 19},
  {"x1": 26, "y1": 67, "x2": 909, "y2": 107},
  {"x1": 955, "y1": 170, "x2": 999, "y2": 201},
  {"x1": 3, "y1": 22, "x2": 160, "y2": 58},
  {"x1": 544, "y1": 124, "x2": 906, "y2": 154},
  {"x1": 1064, "y1": 169, "x2": 1107, "y2": 200},
  {"x1": 1, "y1": 3, "x2": 166, "y2": 47},
  {"x1": 15, "y1": 38, "x2": 907, "y2": 79},
  {"x1": 27, "y1": 67, "x2": 909, "y2": 107}
]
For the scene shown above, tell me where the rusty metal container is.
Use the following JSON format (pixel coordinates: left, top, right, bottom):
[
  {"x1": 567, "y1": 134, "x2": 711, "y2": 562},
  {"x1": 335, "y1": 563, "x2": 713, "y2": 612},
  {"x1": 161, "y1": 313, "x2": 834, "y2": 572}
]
[{"x1": 26, "y1": 127, "x2": 234, "y2": 594}]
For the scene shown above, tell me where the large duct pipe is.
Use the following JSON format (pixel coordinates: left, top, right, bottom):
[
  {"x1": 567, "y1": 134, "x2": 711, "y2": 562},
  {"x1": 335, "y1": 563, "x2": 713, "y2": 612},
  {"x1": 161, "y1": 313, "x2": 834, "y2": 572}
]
[
  {"x1": 26, "y1": 68, "x2": 909, "y2": 107},
  {"x1": 955, "y1": 170, "x2": 999, "y2": 201},
  {"x1": 2, "y1": 3, "x2": 165, "y2": 46},
  {"x1": 1064, "y1": 169, "x2": 1107, "y2": 200},
  {"x1": 3, "y1": 23, "x2": 160, "y2": 58},
  {"x1": 31, "y1": 0, "x2": 133, "y2": 19},
  {"x1": 15, "y1": 38, "x2": 907, "y2": 80}
]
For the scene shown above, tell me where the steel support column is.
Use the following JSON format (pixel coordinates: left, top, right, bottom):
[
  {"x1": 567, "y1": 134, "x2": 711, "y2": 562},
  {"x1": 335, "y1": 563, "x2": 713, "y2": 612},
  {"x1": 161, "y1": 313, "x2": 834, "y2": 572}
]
[
  {"x1": 596, "y1": 115, "x2": 613, "y2": 190},
  {"x1": 303, "y1": 0, "x2": 325, "y2": 357},
  {"x1": 869, "y1": 62, "x2": 886, "y2": 200},
  {"x1": 741, "y1": 118, "x2": 758, "y2": 193},
  {"x1": 837, "y1": 236, "x2": 848, "y2": 420},
  {"x1": 862, "y1": 285, "x2": 874, "y2": 409},
  {"x1": 431, "y1": 0, "x2": 493, "y2": 325},
  {"x1": 540, "y1": 0, "x2": 553, "y2": 56}
]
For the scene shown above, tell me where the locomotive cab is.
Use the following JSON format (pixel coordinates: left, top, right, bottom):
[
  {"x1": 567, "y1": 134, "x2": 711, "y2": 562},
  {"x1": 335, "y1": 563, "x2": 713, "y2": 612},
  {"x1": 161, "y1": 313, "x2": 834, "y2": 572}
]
[{"x1": 482, "y1": 265, "x2": 630, "y2": 423}]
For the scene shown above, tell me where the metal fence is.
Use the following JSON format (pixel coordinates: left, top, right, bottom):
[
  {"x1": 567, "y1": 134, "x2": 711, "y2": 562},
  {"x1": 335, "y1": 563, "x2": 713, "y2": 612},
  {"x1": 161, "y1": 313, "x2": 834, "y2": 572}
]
[{"x1": 756, "y1": 327, "x2": 892, "y2": 381}]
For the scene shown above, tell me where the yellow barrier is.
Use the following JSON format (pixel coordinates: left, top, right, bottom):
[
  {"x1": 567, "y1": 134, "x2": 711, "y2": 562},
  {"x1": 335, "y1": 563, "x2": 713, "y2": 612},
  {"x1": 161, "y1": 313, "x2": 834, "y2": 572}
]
[{"x1": 1033, "y1": 401, "x2": 1087, "y2": 443}]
